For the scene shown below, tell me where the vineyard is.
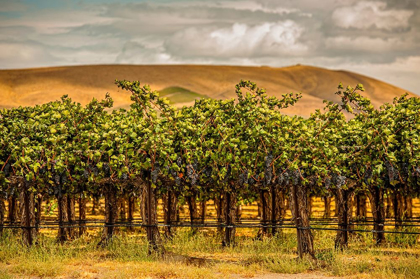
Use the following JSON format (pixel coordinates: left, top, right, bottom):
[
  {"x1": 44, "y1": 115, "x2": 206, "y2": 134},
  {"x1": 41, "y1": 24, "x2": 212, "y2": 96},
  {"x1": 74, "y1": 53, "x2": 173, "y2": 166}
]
[{"x1": 0, "y1": 79, "x2": 419, "y2": 262}]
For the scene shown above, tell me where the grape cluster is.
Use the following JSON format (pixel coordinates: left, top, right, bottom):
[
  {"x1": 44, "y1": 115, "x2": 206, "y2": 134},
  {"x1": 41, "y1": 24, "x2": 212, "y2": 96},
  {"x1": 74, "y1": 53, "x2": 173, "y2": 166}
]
[
  {"x1": 249, "y1": 176, "x2": 256, "y2": 185},
  {"x1": 307, "y1": 176, "x2": 317, "y2": 187},
  {"x1": 186, "y1": 164, "x2": 194, "y2": 179},
  {"x1": 176, "y1": 156, "x2": 182, "y2": 167},
  {"x1": 4, "y1": 163, "x2": 11, "y2": 177},
  {"x1": 278, "y1": 170, "x2": 290, "y2": 185},
  {"x1": 364, "y1": 168, "x2": 372, "y2": 185},
  {"x1": 401, "y1": 162, "x2": 410, "y2": 181},
  {"x1": 332, "y1": 173, "x2": 346, "y2": 188},
  {"x1": 290, "y1": 169, "x2": 301, "y2": 186},
  {"x1": 238, "y1": 170, "x2": 248, "y2": 186},
  {"x1": 264, "y1": 153, "x2": 273, "y2": 168},
  {"x1": 191, "y1": 173, "x2": 199, "y2": 186},
  {"x1": 61, "y1": 172, "x2": 67, "y2": 184},
  {"x1": 385, "y1": 161, "x2": 399, "y2": 182},
  {"x1": 264, "y1": 153, "x2": 273, "y2": 186},
  {"x1": 54, "y1": 173, "x2": 61, "y2": 185},
  {"x1": 325, "y1": 177, "x2": 331, "y2": 190},
  {"x1": 223, "y1": 165, "x2": 231, "y2": 182},
  {"x1": 414, "y1": 167, "x2": 420, "y2": 177},
  {"x1": 83, "y1": 169, "x2": 89, "y2": 180},
  {"x1": 151, "y1": 164, "x2": 160, "y2": 184},
  {"x1": 103, "y1": 163, "x2": 111, "y2": 177}
]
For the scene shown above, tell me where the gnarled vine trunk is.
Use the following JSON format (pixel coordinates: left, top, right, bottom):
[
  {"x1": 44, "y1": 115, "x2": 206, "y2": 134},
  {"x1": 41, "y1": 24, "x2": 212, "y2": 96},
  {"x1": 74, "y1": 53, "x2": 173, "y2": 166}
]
[
  {"x1": 404, "y1": 196, "x2": 413, "y2": 218},
  {"x1": 99, "y1": 182, "x2": 119, "y2": 246},
  {"x1": 355, "y1": 193, "x2": 367, "y2": 221},
  {"x1": 127, "y1": 196, "x2": 136, "y2": 231},
  {"x1": 258, "y1": 186, "x2": 286, "y2": 237},
  {"x1": 187, "y1": 194, "x2": 199, "y2": 234},
  {"x1": 91, "y1": 195, "x2": 100, "y2": 215},
  {"x1": 393, "y1": 190, "x2": 404, "y2": 229},
  {"x1": 19, "y1": 180, "x2": 37, "y2": 246},
  {"x1": 67, "y1": 196, "x2": 76, "y2": 239},
  {"x1": 214, "y1": 195, "x2": 224, "y2": 234},
  {"x1": 368, "y1": 186, "x2": 385, "y2": 245},
  {"x1": 34, "y1": 194, "x2": 42, "y2": 233},
  {"x1": 162, "y1": 190, "x2": 177, "y2": 238},
  {"x1": 7, "y1": 196, "x2": 19, "y2": 226},
  {"x1": 118, "y1": 197, "x2": 126, "y2": 222},
  {"x1": 140, "y1": 179, "x2": 162, "y2": 254},
  {"x1": 200, "y1": 200, "x2": 207, "y2": 224},
  {"x1": 323, "y1": 196, "x2": 332, "y2": 218},
  {"x1": 78, "y1": 195, "x2": 88, "y2": 236},
  {"x1": 289, "y1": 183, "x2": 315, "y2": 258},
  {"x1": 57, "y1": 195, "x2": 69, "y2": 243},
  {"x1": 334, "y1": 188, "x2": 354, "y2": 249},
  {"x1": 258, "y1": 189, "x2": 269, "y2": 238},
  {"x1": 222, "y1": 191, "x2": 237, "y2": 247}
]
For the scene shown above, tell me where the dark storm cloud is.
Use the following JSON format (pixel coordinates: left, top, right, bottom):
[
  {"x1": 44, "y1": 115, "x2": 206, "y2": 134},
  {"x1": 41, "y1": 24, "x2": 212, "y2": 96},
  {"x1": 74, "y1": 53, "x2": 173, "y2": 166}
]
[{"x1": 0, "y1": 0, "x2": 419, "y2": 92}]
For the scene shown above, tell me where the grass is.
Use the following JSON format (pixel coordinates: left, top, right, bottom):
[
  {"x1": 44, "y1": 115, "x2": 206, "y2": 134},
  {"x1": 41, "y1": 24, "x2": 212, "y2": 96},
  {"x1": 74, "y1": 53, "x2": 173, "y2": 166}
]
[
  {"x1": 158, "y1": 86, "x2": 209, "y2": 104},
  {"x1": 1, "y1": 227, "x2": 420, "y2": 278}
]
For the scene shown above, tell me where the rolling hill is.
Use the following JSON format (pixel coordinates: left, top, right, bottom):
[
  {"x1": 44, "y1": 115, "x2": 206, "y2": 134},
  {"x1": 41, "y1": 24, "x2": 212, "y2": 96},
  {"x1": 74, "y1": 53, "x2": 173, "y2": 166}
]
[{"x1": 0, "y1": 64, "x2": 416, "y2": 117}]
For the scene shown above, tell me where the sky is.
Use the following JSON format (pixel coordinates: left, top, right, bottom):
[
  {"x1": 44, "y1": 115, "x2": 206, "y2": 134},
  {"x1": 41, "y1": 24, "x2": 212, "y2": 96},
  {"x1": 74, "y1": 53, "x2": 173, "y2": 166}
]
[{"x1": 0, "y1": 0, "x2": 419, "y2": 93}]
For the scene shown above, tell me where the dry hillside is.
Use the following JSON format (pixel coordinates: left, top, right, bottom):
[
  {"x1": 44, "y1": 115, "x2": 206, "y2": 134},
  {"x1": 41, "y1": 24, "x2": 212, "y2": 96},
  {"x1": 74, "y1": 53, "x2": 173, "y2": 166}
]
[{"x1": 0, "y1": 64, "x2": 415, "y2": 117}]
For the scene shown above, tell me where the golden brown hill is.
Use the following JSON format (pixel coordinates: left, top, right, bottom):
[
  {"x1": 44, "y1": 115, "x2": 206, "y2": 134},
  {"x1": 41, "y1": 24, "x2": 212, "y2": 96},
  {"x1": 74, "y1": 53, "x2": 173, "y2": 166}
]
[{"x1": 0, "y1": 64, "x2": 415, "y2": 117}]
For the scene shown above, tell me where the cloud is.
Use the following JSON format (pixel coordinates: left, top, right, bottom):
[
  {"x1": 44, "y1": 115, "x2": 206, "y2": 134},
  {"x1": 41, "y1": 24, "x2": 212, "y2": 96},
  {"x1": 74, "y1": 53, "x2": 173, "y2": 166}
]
[
  {"x1": 0, "y1": 42, "x2": 57, "y2": 68},
  {"x1": 165, "y1": 21, "x2": 307, "y2": 58},
  {"x1": 0, "y1": 0, "x2": 419, "y2": 92},
  {"x1": 325, "y1": 36, "x2": 412, "y2": 52},
  {"x1": 115, "y1": 41, "x2": 173, "y2": 64},
  {"x1": 194, "y1": 1, "x2": 301, "y2": 15},
  {"x1": 332, "y1": 1, "x2": 414, "y2": 31}
]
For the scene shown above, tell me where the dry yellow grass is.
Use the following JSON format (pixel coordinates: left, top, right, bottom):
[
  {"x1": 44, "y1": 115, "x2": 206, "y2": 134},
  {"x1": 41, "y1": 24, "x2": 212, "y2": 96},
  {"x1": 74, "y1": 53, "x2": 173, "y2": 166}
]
[{"x1": 0, "y1": 64, "x2": 416, "y2": 117}]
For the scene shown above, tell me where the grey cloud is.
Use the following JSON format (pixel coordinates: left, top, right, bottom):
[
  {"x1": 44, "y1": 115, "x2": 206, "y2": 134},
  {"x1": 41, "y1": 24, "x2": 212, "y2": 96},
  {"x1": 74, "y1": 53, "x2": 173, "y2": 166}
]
[
  {"x1": 164, "y1": 21, "x2": 308, "y2": 59},
  {"x1": 331, "y1": 1, "x2": 413, "y2": 31}
]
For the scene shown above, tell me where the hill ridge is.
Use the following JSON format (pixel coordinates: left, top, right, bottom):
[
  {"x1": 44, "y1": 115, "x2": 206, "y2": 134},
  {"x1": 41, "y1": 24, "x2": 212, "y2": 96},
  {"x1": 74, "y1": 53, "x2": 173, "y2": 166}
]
[{"x1": 0, "y1": 64, "x2": 415, "y2": 116}]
